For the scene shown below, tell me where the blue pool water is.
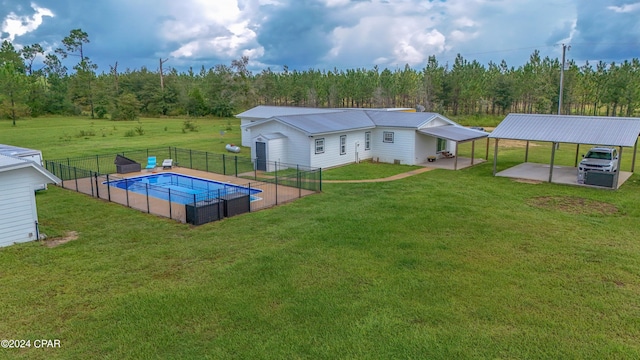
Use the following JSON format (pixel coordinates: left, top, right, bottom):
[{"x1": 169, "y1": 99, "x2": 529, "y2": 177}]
[{"x1": 105, "y1": 172, "x2": 262, "y2": 205}]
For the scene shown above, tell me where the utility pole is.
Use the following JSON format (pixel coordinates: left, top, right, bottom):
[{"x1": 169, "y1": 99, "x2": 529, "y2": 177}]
[
  {"x1": 558, "y1": 44, "x2": 570, "y2": 115},
  {"x1": 159, "y1": 58, "x2": 169, "y2": 90}
]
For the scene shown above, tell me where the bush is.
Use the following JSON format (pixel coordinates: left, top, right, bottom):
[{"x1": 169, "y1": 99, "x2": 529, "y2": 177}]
[
  {"x1": 95, "y1": 106, "x2": 108, "y2": 119},
  {"x1": 182, "y1": 120, "x2": 199, "y2": 133},
  {"x1": 76, "y1": 130, "x2": 95, "y2": 138}
]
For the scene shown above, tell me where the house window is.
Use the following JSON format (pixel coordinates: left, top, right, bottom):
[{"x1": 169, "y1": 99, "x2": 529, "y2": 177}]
[
  {"x1": 437, "y1": 138, "x2": 447, "y2": 152},
  {"x1": 365, "y1": 132, "x2": 371, "y2": 150},
  {"x1": 315, "y1": 138, "x2": 325, "y2": 154},
  {"x1": 383, "y1": 131, "x2": 394, "y2": 143},
  {"x1": 340, "y1": 135, "x2": 346, "y2": 155}
]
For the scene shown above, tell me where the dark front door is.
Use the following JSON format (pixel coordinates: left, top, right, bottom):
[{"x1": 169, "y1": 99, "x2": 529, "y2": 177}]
[{"x1": 256, "y1": 141, "x2": 266, "y2": 171}]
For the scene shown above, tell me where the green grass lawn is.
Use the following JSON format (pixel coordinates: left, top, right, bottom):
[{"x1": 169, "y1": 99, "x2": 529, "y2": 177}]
[
  {"x1": 1, "y1": 117, "x2": 640, "y2": 359},
  {"x1": 0, "y1": 117, "x2": 246, "y2": 159},
  {"x1": 321, "y1": 162, "x2": 423, "y2": 180}
]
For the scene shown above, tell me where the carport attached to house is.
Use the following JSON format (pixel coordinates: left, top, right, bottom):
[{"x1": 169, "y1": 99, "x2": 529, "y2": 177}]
[
  {"x1": 417, "y1": 125, "x2": 489, "y2": 169},
  {"x1": 489, "y1": 114, "x2": 640, "y2": 188}
]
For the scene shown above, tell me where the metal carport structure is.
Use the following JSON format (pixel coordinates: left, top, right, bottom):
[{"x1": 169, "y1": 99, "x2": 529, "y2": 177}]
[
  {"x1": 418, "y1": 125, "x2": 489, "y2": 170},
  {"x1": 489, "y1": 114, "x2": 640, "y2": 188}
]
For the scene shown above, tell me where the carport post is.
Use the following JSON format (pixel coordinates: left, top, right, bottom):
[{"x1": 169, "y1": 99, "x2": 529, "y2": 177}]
[
  {"x1": 632, "y1": 138, "x2": 638, "y2": 172},
  {"x1": 492, "y1": 139, "x2": 499, "y2": 175},
  {"x1": 574, "y1": 144, "x2": 580, "y2": 167},
  {"x1": 615, "y1": 146, "x2": 623, "y2": 189},
  {"x1": 525, "y1": 141, "x2": 530, "y2": 162},
  {"x1": 549, "y1": 142, "x2": 557, "y2": 182},
  {"x1": 454, "y1": 142, "x2": 459, "y2": 170},
  {"x1": 485, "y1": 138, "x2": 490, "y2": 161},
  {"x1": 471, "y1": 140, "x2": 476, "y2": 165}
]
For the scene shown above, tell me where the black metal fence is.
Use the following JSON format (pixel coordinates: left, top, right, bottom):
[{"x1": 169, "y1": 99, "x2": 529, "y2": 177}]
[{"x1": 44, "y1": 147, "x2": 322, "y2": 225}]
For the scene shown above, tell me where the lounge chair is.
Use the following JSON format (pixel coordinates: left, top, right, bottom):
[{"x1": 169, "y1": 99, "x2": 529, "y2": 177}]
[
  {"x1": 145, "y1": 156, "x2": 157, "y2": 170},
  {"x1": 162, "y1": 159, "x2": 173, "y2": 170}
]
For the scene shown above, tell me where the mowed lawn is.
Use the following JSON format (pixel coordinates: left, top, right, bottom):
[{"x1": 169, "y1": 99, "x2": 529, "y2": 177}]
[{"x1": 1, "y1": 117, "x2": 640, "y2": 359}]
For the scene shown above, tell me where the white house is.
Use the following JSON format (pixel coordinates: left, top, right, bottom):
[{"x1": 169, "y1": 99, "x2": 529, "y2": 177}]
[
  {"x1": 240, "y1": 106, "x2": 488, "y2": 170},
  {"x1": 0, "y1": 154, "x2": 61, "y2": 247}
]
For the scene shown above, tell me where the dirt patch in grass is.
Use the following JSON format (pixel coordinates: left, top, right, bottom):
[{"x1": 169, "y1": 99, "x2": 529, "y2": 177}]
[
  {"x1": 499, "y1": 139, "x2": 540, "y2": 148},
  {"x1": 528, "y1": 196, "x2": 618, "y2": 215},
  {"x1": 42, "y1": 231, "x2": 79, "y2": 248},
  {"x1": 514, "y1": 178, "x2": 543, "y2": 184}
]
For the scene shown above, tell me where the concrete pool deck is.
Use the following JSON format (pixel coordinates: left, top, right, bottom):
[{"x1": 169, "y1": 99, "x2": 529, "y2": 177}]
[{"x1": 60, "y1": 166, "x2": 315, "y2": 223}]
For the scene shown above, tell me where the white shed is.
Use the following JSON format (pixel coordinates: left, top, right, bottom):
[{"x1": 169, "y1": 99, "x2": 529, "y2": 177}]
[
  {"x1": 0, "y1": 144, "x2": 46, "y2": 190},
  {"x1": 0, "y1": 154, "x2": 61, "y2": 247}
]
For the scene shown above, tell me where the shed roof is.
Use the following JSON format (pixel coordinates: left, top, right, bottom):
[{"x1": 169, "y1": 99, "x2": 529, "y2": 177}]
[
  {"x1": 489, "y1": 114, "x2": 640, "y2": 147},
  {"x1": 418, "y1": 125, "x2": 489, "y2": 142},
  {"x1": 0, "y1": 154, "x2": 61, "y2": 184},
  {"x1": 0, "y1": 144, "x2": 41, "y2": 157}
]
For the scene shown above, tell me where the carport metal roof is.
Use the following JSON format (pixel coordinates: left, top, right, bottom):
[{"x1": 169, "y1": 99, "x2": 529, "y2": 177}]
[
  {"x1": 418, "y1": 125, "x2": 488, "y2": 142},
  {"x1": 489, "y1": 114, "x2": 640, "y2": 147},
  {"x1": 489, "y1": 113, "x2": 640, "y2": 188}
]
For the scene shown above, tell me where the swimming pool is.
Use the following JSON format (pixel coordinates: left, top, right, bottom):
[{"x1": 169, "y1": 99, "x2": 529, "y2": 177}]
[{"x1": 105, "y1": 172, "x2": 262, "y2": 205}]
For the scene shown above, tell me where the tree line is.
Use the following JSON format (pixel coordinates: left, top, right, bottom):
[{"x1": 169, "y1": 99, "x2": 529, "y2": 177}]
[{"x1": 1, "y1": 29, "x2": 639, "y2": 124}]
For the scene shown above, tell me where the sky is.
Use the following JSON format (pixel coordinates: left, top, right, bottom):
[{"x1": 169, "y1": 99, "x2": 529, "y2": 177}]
[{"x1": 1, "y1": 0, "x2": 639, "y2": 74}]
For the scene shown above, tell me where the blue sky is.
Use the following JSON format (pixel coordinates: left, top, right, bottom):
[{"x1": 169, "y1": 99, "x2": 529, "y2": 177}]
[{"x1": 1, "y1": 0, "x2": 639, "y2": 74}]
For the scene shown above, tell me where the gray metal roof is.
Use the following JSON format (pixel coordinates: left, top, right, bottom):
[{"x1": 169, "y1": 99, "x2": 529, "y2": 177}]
[
  {"x1": 489, "y1": 114, "x2": 640, "y2": 147},
  {"x1": 236, "y1": 105, "x2": 345, "y2": 119},
  {"x1": 243, "y1": 107, "x2": 462, "y2": 135},
  {"x1": 0, "y1": 154, "x2": 61, "y2": 183},
  {"x1": 367, "y1": 111, "x2": 444, "y2": 128},
  {"x1": 270, "y1": 111, "x2": 375, "y2": 135},
  {"x1": 418, "y1": 125, "x2": 489, "y2": 142},
  {"x1": 0, "y1": 144, "x2": 40, "y2": 157}
]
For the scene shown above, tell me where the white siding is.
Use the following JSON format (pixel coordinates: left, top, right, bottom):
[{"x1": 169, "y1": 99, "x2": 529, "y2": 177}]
[
  {"x1": 0, "y1": 168, "x2": 40, "y2": 247},
  {"x1": 240, "y1": 117, "x2": 263, "y2": 147},
  {"x1": 415, "y1": 134, "x2": 438, "y2": 163},
  {"x1": 240, "y1": 119, "x2": 252, "y2": 147},
  {"x1": 250, "y1": 122, "x2": 311, "y2": 167},
  {"x1": 370, "y1": 128, "x2": 417, "y2": 165},
  {"x1": 424, "y1": 117, "x2": 452, "y2": 127},
  {"x1": 309, "y1": 130, "x2": 370, "y2": 169}
]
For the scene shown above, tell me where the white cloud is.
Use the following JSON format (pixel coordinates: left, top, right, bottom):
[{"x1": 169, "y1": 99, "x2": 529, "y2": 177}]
[
  {"x1": 162, "y1": 0, "x2": 263, "y2": 60},
  {"x1": 453, "y1": 16, "x2": 477, "y2": 28},
  {"x1": 1, "y1": 3, "x2": 53, "y2": 42},
  {"x1": 607, "y1": 2, "x2": 640, "y2": 13},
  {"x1": 321, "y1": 0, "x2": 351, "y2": 7}
]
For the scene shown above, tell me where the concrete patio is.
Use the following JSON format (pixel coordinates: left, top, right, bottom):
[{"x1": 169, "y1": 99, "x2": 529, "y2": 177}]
[{"x1": 495, "y1": 162, "x2": 633, "y2": 189}]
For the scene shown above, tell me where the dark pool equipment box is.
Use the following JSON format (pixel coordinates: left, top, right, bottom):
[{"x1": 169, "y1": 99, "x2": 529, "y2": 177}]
[
  {"x1": 219, "y1": 192, "x2": 251, "y2": 217},
  {"x1": 114, "y1": 154, "x2": 141, "y2": 174},
  {"x1": 584, "y1": 171, "x2": 616, "y2": 188},
  {"x1": 185, "y1": 199, "x2": 222, "y2": 225}
]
